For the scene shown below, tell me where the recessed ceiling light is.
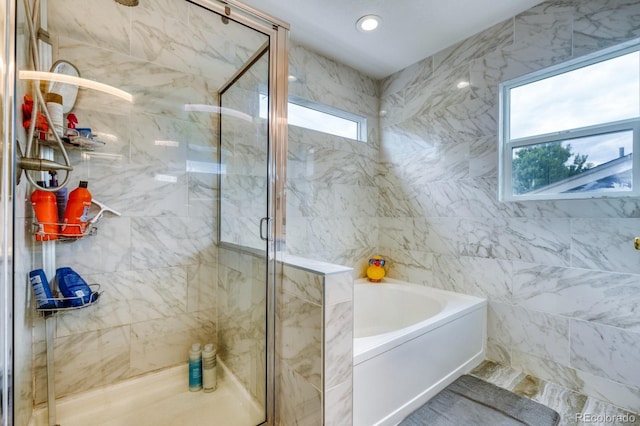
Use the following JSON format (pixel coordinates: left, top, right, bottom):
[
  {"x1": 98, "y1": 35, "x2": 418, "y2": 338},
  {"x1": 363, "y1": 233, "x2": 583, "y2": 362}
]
[
  {"x1": 456, "y1": 81, "x2": 470, "y2": 89},
  {"x1": 356, "y1": 15, "x2": 381, "y2": 32},
  {"x1": 288, "y1": 75, "x2": 298, "y2": 82}
]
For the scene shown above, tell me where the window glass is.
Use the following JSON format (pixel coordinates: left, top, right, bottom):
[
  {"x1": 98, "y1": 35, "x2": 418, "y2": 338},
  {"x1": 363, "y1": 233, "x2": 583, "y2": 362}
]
[
  {"x1": 510, "y1": 52, "x2": 640, "y2": 140},
  {"x1": 259, "y1": 94, "x2": 366, "y2": 141},
  {"x1": 499, "y1": 38, "x2": 640, "y2": 201}
]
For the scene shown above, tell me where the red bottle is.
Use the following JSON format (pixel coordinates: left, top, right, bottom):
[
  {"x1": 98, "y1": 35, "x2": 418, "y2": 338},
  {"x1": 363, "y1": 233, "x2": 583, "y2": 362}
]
[
  {"x1": 30, "y1": 181, "x2": 59, "y2": 241},
  {"x1": 61, "y1": 181, "x2": 92, "y2": 238}
]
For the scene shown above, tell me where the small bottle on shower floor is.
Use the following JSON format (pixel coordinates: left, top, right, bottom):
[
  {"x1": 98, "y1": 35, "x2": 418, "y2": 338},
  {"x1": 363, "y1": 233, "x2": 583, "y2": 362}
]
[
  {"x1": 189, "y1": 343, "x2": 202, "y2": 392},
  {"x1": 202, "y1": 343, "x2": 217, "y2": 392}
]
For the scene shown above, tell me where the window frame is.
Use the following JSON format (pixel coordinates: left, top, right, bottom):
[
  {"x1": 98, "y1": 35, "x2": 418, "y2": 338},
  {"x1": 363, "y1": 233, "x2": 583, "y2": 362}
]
[
  {"x1": 259, "y1": 89, "x2": 367, "y2": 142},
  {"x1": 498, "y1": 37, "x2": 640, "y2": 202}
]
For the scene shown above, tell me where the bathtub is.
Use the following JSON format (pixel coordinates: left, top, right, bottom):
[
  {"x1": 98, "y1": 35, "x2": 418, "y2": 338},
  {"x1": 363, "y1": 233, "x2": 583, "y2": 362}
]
[{"x1": 353, "y1": 277, "x2": 487, "y2": 426}]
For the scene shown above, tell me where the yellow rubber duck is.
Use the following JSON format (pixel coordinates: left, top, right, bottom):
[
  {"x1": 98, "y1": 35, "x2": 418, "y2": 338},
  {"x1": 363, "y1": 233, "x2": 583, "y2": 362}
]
[{"x1": 366, "y1": 255, "x2": 386, "y2": 282}]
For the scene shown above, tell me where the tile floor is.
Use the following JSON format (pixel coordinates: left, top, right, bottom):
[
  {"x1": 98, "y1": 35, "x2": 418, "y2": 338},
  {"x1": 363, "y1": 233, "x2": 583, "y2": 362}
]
[{"x1": 470, "y1": 361, "x2": 640, "y2": 426}]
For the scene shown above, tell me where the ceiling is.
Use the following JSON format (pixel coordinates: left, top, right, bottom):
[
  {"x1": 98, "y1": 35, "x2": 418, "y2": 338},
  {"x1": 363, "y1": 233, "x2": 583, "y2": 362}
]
[{"x1": 240, "y1": 0, "x2": 545, "y2": 79}]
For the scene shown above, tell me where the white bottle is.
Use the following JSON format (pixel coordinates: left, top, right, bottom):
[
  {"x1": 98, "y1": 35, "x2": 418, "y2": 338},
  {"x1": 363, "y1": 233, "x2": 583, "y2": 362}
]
[
  {"x1": 45, "y1": 92, "x2": 64, "y2": 138},
  {"x1": 202, "y1": 343, "x2": 217, "y2": 392},
  {"x1": 189, "y1": 343, "x2": 202, "y2": 392}
]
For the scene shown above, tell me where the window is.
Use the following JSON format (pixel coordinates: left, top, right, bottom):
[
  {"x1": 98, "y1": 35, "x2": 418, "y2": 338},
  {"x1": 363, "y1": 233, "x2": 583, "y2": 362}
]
[
  {"x1": 260, "y1": 94, "x2": 367, "y2": 142},
  {"x1": 499, "y1": 38, "x2": 640, "y2": 201}
]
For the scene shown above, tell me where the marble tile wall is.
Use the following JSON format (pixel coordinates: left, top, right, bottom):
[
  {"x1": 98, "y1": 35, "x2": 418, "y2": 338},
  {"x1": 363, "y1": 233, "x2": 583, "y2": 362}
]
[
  {"x1": 286, "y1": 44, "x2": 381, "y2": 275},
  {"x1": 276, "y1": 256, "x2": 353, "y2": 426},
  {"x1": 21, "y1": 0, "x2": 265, "y2": 407},
  {"x1": 379, "y1": 0, "x2": 640, "y2": 414}
]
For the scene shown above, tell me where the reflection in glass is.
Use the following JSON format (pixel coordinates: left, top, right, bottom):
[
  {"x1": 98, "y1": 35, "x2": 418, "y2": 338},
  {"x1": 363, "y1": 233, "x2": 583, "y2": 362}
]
[{"x1": 512, "y1": 130, "x2": 633, "y2": 195}]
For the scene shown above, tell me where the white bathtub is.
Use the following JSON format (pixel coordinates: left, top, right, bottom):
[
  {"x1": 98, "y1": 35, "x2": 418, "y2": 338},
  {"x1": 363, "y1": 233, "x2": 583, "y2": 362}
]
[{"x1": 353, "y1": 277, "x2": 487, "y2": 426}]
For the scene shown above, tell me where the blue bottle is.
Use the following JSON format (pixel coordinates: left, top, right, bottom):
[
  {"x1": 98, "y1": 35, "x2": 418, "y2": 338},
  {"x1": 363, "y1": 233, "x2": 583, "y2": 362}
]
[
  {"x1": 56, "y1": 267, "x2": 93, "y2": 307},
  {"x1": 189, "y1": 343, "x2": 203, "y2": 391},
  {"x1": 29, "y1": 269, "x2": 57, "y2": 310}
]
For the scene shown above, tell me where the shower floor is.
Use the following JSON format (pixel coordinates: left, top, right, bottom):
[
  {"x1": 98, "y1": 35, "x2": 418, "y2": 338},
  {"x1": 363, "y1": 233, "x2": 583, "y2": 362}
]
[{"x1": 29, "y1": 363, "x2": 264, "y2": 426}]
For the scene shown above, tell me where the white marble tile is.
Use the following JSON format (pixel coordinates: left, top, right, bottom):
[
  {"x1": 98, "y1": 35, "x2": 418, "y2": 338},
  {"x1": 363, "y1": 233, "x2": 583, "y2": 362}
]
[
  {"x1": 325, "y1": 272, "x2": 353, "y2": 305},
  {"x1": 325, "y1": 380, "x2": 353, "y2": 426},
  {"x1": 433, "y1": 254, "x2": 512, "y2": 302},
  {"x1": 466, "y1": 217, "x2": 571, "y2": 265},
  {"x1": 573, "y1": 0, "x2": 640, "y2": 58},
  {"x1": 324, "y1": 300, "x2": 353, "y2": 389},
  {"x1": 53, "y1": 326, "x2": 131, "y2": 400},
  {"x1": 377, "y1": 246, "x2": 434, "y2": 286},
  {"x1": 55, "y1": 215, "x2": 132, "y2": 274},
  {"x1": 571, "y1": 218, "x2": 640, "y2": 274},
  {"x1": 570, "y1": 320, "x2": 640, "y2": 388},
  {"x1": 277, "y1": 363, "x2": 322, "y2": 426},
  {"x1": 578, "y1": 397, "x2": 639, "y2": 426},
  {"x1": 186, "y1": 263, "x2": 217, "y2": 313},
  {"x1": 131, "y1": 216, "x2": 215, "y2": 269},
  {"x1": 130, "y1": 310, "x2": 215, "y2": 375},
  {"x1": 513, "y1": 263, "x2": 640, "y2": 331},
  {"x1": 435, "y1": 18, "x2": 514, "y2": 71},
  {"x1": 511, "y1": 308, "x2": 571, "y2": 366},
  {"x1": 49, "y1": 0, "x2": 131, "y2": 55},
  {"x1": 282, "y1": 265, "x2": 323, "y2": 305},
  {"x1": 379, "y1": 217, "x2": 466, "y2": 255},
  {"x1": 279, "y1": 291, "x2": 321, "y2": 389}
]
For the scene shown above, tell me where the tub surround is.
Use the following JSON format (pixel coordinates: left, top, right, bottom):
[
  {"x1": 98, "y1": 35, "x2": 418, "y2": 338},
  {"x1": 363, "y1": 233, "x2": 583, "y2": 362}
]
[
  {"x1": 277, "y1": 256, "x2": 353, "y2": 426},
  {"x1": 353, "y1": 278, "x2": 486, "y2": 426}
]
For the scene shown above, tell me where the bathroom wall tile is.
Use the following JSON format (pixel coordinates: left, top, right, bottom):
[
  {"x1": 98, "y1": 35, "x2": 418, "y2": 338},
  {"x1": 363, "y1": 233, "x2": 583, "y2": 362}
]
[
  {"x1": 383, "y1": 137, "x2": 470, "y2": 184},
  {"x1": 279, "y1": 291, "x2": 322, "y2": 390},
  {"x1": 570, "y1": 320, "x2": 640, "y2": 388},
  {"x1": 130, "y1": 6, "x2": 252, "y2": 85},
  {"x1": 130, "y1": 310, "x2": 216, "y2": 375},
  {"x1": 277, "y1": 363, "x2": 322, "y2": 426},
  {"x1": 571, "y1": 218, "x2": 640, "y2": 274},
  {"x1": 433, "y1": 18, "x2": 514, "y2": 73},
  {"x1": 324, "y1": 300, "x2": 353, "y2": 389},
  {"x1": 470, "y1": 136, "x2": 499, "y2": 178},
  {"x1": 325, "y1": 380, "x2": 353, "y2": 426},
  {"x1": 513, "y1": 263, "x2": 640, "y2": 331},
  {"x1": 512, "y1": 349, "x2": 640, "y2": 414},
  {"x1": 379, "y1": 217, "x2": 466, "y2": 255},
  {"x1": 381, "y1": 55, "x2": 432, "y2": 98},
  {"x1": 131, "y1": 216, "x2": 216, "y2": 269},
  {"x1": 56, "y1": 267, "x2": 188, "y2": 337},
  {"x1": 466, "y1": 217, "x2": 571, "y2": 265},
  {"x1": 573, "y1": 0, "x2": 640, "y2": 57},
  {"x1": 306, "y1": 217, "x2": 377, "y2": 255},
  {"x1": 49, "y1": 0, "x2": 131, "y2": 55},
  {"x1": 487, "y1": 337, "x2": 512, "y2": 365},
  {"x1": 217, "y1": 248, "x2": 266, "y2": 404},
  {"x1": 282, "y1": 266, "x2": 323, "y2": 305},
  {"x1": 432, "y1": 254, "x2": 512, "y2": 303},
  {"x1": 55, "y1": 215, "x2": 132, "y2": 275},
  {"x1": 138, "y1": 0, "x2": 189, "y2": 22},
  {"x1": 379, "y1": 247, "x2": 434, "y2": 286},
  {"x1": 188, "y1": 4, "x2": 268, "y2": 60},
  {"x1": 186, "y1": 263, "x2": 217, "y2": 313},
  {"x1": 54, "y1": 326, "x2": 131, "y2": 400},
  {"x1": 511, "y1": 308, "x2": 571, "y2": 366},
  {"x1": 325, "y1": 272, "x2": 353, "y2": 305},
  {"x1": 487, "y1": 302, "x2": 514, "y2": 352}
]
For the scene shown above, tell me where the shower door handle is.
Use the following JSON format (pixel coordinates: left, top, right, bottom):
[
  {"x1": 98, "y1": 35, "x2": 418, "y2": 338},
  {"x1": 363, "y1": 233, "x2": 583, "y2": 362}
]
[{"x1": 260, "y1": 217, "x2": 272, "y2": 241}]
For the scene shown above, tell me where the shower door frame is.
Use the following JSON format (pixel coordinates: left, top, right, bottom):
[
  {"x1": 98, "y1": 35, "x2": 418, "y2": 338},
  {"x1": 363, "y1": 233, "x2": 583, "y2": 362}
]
[{"x1": 190, "y1": 1, "x2": 289, "y2": 425}]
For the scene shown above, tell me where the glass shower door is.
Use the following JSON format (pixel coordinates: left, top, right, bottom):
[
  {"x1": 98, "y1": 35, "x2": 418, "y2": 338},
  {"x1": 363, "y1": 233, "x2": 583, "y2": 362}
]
[{"x1": 217, "y1": 42, "x2": 272, "y2": 425}]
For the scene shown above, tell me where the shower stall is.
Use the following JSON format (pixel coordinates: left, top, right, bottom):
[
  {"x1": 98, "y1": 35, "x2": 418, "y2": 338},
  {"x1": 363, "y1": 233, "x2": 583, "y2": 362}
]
[{"x1": 0, "y1": 0, "x2": 288, "y2": 424}]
